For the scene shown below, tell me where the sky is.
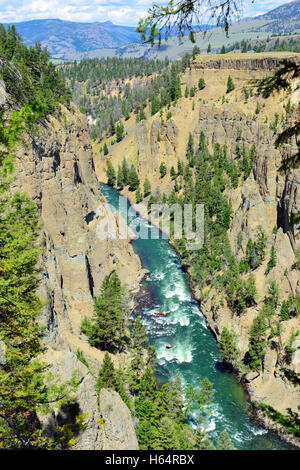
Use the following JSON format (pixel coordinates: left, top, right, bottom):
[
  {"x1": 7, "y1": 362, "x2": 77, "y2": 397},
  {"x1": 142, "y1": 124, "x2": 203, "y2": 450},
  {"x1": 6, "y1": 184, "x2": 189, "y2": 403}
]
[{"x1": 0, "y1": 0, "x2": 291, "y2": 26}]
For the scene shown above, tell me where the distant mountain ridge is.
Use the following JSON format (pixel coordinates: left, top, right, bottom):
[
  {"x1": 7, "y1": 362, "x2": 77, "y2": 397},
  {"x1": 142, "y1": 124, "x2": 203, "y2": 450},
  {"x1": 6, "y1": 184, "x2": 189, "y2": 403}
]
[
  {"x1": 246, "y1": 0, "x2": 300, "y2": 33},
  {"x1": 2, "y1": 18, "x2": 141, "y2": 54},
  {"x1": 2, "y1": 1, "x2": 300, "y2": 59}
]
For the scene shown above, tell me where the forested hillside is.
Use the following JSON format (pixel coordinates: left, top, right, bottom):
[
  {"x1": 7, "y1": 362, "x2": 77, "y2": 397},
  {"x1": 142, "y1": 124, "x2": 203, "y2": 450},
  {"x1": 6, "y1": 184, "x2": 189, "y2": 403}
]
[{"x1": 59, "y1": 56, "x2": 186, "y2": 140}]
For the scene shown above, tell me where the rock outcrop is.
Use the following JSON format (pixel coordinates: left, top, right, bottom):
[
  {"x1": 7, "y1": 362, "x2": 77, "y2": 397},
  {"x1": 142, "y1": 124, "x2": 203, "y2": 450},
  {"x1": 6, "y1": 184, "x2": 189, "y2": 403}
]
[{"x1": 12, "y1": 105, "x2": 143, "y2": 449}]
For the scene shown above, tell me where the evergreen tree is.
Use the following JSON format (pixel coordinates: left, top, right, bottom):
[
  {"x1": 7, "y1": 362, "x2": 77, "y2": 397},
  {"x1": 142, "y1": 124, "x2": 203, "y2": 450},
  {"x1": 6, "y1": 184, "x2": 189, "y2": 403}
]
[
  {"x1": 81, "y1": 272, "x2": 128, "y2": 352},
  {"x1": 192, "y1": 45, "x2": 200, "y2": 59},
  {"x1": 121, "y1": 157, "x2": 130, "y2": 186},
  {"x1": 170, "y1": 166, "x2": 177, "y2": 180},
  {"x1": 198, "y1": 77, "x2": 206, "y2": 90},
  {"x1": 220, "y1": 45, "x2": 226, "y2": 54},
  {"x1": 117, "y1": 164, "x2": 124, "y2": 189},
  {"x1": 216, "y1": 430, "x2": 235, "y2": 450},
  {"x1": 265, "y1": 245, "x2": 277, "y2": 275},
  {"x1": 96, "y1": 353, "x2": 117, "y2": 391},
  {"x1": 135, "y1": 186, "x2": 143, "y2": 203},
  {"x1": 116, "y1": 122, "x2": 124, "y2": 142},
  {"x1": 226, "y1": 75, "x2": 235, "y2": 93},
  {"x1": 105, "y1": 160, "x2": 116, "y2": 186},
  {"x1": 219, "y1": 327, "x2": 240, "y2": 366},
  {"x1": 248, "y1": 315, "x2": 267, "y2": 370},
  {"x1": 207, "y1": 43, "x2": 211, "y2": 54},
  {"x1": 97, "y1": 352, "x2": 131, "y2": 409},
  {"x1": 109, "y1": 114, "x2": 115, "y2": 136},
  {"x1": 143, "y1": 178, "x2": 151, "y2": 197},
  {"x1": 159, "y1": 161, "x2": 167, "y2": 178},
  {"x1": 128, "y1": 165, "x2": 140, "y2": 191},
  {"x1": 103, "y1": 142, "x2": 109, "y2": 156}
]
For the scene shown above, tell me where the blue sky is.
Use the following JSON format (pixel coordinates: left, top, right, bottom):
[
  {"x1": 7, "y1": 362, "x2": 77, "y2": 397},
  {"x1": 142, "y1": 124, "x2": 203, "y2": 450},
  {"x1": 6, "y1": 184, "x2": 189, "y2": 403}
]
[{"x1": 0, "y1": 1, "x2": 290, "y2": 26}]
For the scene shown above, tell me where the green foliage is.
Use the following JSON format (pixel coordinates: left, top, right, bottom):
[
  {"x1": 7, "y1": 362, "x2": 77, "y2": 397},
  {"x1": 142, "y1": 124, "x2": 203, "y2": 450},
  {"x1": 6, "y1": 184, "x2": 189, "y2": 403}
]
[
  {"x1": 116, "y1": 122, "x2": 124, "y2": 142},
  {"x1": 265, "y1": 245, "x2": 277, "y2": 275},
  {"x1": 105, "y1": 159, "x2": 116, "y2": 186},
  {"x1": 97, "y1": 352, "x2": 132, "y2": 411},
  {"x1": 245, "y1": 227, "x2": 267, "y2": 269},
  {"x1": 216, "y1": 430, "x2": 235, "y2": 450},
  {"x1": 254, "y1": 402, "x2": 300, "y2": 438},
  {"x1": 61, "y1": 56, "x2": 182, "y2": 140},
  {"x1": 198, "y1": 77, "x2": 206, "y2": 90},
  {"x1": 247, "y1": 315, "x2": 267, "y2": 370},
  {"x1": 81, "y1": 272, "x2": 129, "y2": 353},
  {"x1": 134, "y1": 368, "x2": 217, "y2": 450},
  {"x1": 0, "y1": 26, "x2": 71, "y2": 116},
  {"x1": 135, "y1": 186, "x2": 143, "y2": 203},
  {"x1": 103, "y1": 142, "x2": 109, "y2": 156},
  {"x1": 226, "y1": 76, "x2": 235, "y2": 93},
  {"x1": 285, "y1": 328, "x2": 299, "y2": 365},
  {"x1": 159, "y1": 161, "x2": 167, "y2": 178},
  {"x1": 136, "y1": 0, "x2": 239, "y2": 45},
  {"x1": 75, "y1": 349, "x2": 89, "y2": 369},
  {"x1": 128, "y1": 165, "x2": 140, "y2": 191},
  {"x1": 143, "y1": 178, "x2": 151, "y2": 197},
  {"x1": 127, "y1": 317, "x2": 148, "y2": 394},
  {"x1": 219, "y1": 327, "x2": 240, "y2": 365},
  {"x1": 54, "y1": 412, "x2": 88, "y2": 449},
  {"x1": 294, "y1": 246, "x2": 300, "y2": 270}
]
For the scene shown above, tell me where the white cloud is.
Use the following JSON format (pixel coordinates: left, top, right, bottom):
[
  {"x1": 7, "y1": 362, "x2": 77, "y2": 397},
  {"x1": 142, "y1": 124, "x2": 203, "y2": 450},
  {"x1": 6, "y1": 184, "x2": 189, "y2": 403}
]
[{"x1": 0, "y1": 0, "x2": 290, "y2": 25}]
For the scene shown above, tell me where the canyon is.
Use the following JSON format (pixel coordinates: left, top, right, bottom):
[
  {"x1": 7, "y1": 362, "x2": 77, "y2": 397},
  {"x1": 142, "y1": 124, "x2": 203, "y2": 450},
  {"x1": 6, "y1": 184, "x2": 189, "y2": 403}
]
[{"x1": 95, "y1": 53, "x2": 300, "y2": 444}]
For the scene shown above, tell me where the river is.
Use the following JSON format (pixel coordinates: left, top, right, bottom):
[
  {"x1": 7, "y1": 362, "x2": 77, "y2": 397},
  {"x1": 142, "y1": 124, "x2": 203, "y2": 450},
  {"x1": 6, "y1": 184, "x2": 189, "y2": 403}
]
[{"x1": 101, "y1": 183, "x2": 290, "y2": 450}]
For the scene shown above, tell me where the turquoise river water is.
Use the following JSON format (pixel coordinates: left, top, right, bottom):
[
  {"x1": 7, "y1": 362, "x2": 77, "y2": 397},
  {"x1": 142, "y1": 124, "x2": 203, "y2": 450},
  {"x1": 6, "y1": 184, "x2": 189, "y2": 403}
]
[{"x1": 101, "y1": 183, "x2": 290, "y2": 450}]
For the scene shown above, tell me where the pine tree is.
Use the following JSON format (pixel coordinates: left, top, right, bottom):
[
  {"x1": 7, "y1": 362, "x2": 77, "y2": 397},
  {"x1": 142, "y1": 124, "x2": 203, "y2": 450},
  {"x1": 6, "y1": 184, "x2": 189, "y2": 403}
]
[
  {"x1": 117, "y1": 164, "x2": 124, "y2": 190},
  {"x1": 170, "y1": 166, "x2": 177, "y2": 180},
  {"x1": 248, "y1": 315, "x2": 267, "y2": 370},
  {"x1": 226, "y1": 75, "x2": 235, "y2": 93},
  {"x1": 116, "y1": 122, "x2": 124, "y2": 142},
  {"x1": 143, "y1": 178, "x2": 151, "y2": 197},
  {"x1": 186, "y1": 132, "x2": 195, "y2": 167},
  {"x1": 103, "y1": 142, "x2": 109, "y2": 156},
  {"x1": 159, "y1": 161, "x2": 167, "y2": 178},
  {"x1": 81, "y1": 272, "x2": 128, "y2": 352},
  {"x1": 216, "y1": 430, "x2": 235, "y2": 450},
  {"x1": 105, "y1": 160, "x2": 116, "y2": 186},
  {"x1": 280, "y1": 299, "x2": 291, "y2": 321},
  {"x1": 219, "y1": 327, "x2": 240, "y2": 366},
  {"x1": 265, "y1": 245, "x2": 277, "y2": 275},
  {"x1": 207, "y1": 43, "x2": 211, "y2": 54},
  {"x1": 198, "y1": 77, "x2": 206, "y2": 90},
  {"x1": 109, "y1": 114, "x2": 115, "y2": 136},
  {"x1": 128, "y1": 317, "x2": 148, "y2": 393},
  {"x1": 96, "y1": 353, "x2": 116, "y2": 391},
  {"x1": 135, "y1": 186, "x2": 143, "y2": 203},
  {"x1": 220, "y1": 45, "x2": 226, "y2": 54},
  {"x1": 128, "y1": 165, "x2": 140, "y2": 191},
  {"x1": 121, "y1": 158, "x2": 130, "y2": 186},
  {"x1": 155, "y1": 417, "x2": 180, "y2": 450}
]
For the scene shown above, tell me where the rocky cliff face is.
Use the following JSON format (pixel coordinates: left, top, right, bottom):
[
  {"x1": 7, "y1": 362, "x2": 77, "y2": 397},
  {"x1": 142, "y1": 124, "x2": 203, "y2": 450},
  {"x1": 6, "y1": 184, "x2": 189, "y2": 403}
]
[
  {"x1": 12, "y1": 105, "x2": 142, "y2": 449},
  {"x1": 98, "y1": 55, "x2": 300, "y2": 439},
  {"x1": 191, "y1": 55, "x2": 300, "y2": 71}
]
